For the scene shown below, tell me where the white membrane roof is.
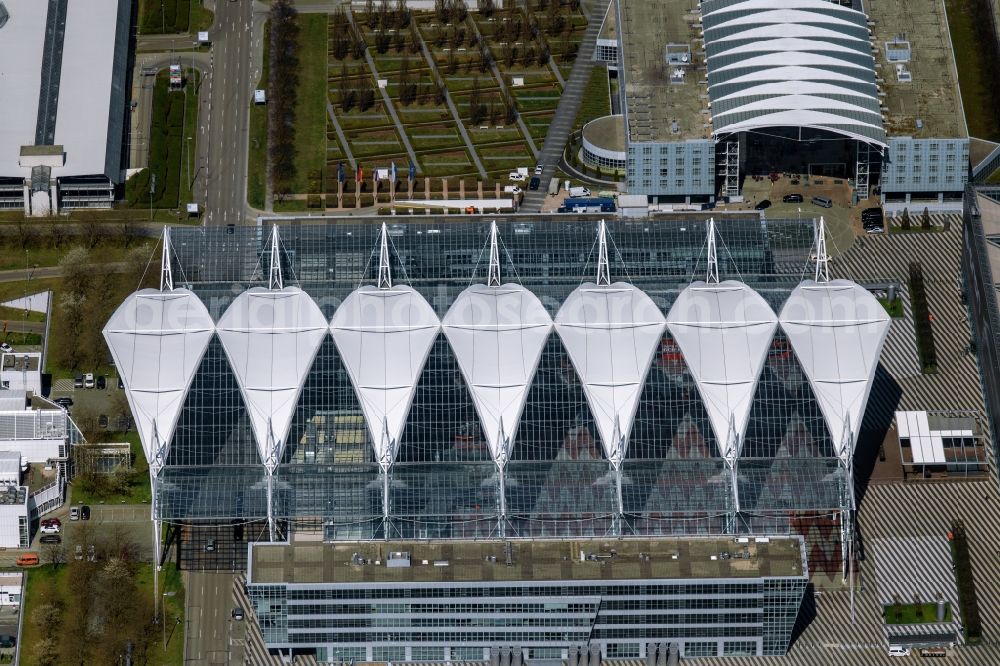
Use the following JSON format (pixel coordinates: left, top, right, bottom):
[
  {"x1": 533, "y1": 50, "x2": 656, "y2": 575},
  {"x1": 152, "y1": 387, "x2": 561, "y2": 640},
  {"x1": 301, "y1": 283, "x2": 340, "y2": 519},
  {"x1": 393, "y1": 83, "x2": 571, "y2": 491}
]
[
  {"x1": 702, "y1": 0, "x2": 886, "y2": 147},
  {"x1": 779, "y1": 279, "x2": 890, "y2": 460},
  {"x1": 102, "y1": 289, "x2": 215, "y2": 468},
  {"x1": 666, "y1": 281, "x2": 778, "y2": 460},
  {"x1": 216, "y1": 287, "x2": 328, "y2": 470},
  {"x1": 555, "y1": 283, "x2": 666, "y2": 466},
  {"x1": 0, "y1": 0, "x2": 45, "y2": 175},
  {"x1": 442, "y1": 283, "x2": 553, "y2": 467},
  {"x1": 330, "y1": 285, "x2": 440, "y2": 469}
]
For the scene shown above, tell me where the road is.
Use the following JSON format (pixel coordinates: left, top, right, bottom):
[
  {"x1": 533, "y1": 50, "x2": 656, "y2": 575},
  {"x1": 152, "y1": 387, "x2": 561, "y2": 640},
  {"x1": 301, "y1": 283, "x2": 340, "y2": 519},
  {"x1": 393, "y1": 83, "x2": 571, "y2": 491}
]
[
  {"x1": 185, "y1": 571, "x2": 246, "y2": 665},
  {"x1": 203, "y1": 0, "x2": 267, "y2": 226}
]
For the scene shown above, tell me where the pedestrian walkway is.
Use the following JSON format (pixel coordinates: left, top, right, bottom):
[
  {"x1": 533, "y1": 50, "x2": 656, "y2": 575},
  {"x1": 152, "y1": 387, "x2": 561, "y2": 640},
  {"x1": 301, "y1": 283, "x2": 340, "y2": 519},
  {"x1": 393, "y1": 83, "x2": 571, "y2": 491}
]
[
  {"x1": 522, "y1": 0, "x2": 611, "y2": 212},
  {"x1": 326, "y1": 99, "x2": 356, "y2": 170},
  {"x1": 345, "y1": 12, "x2": 421, "y2": 174},
  {"x1": 414, "y1": 27, "x2": 489, "y2": 181}
]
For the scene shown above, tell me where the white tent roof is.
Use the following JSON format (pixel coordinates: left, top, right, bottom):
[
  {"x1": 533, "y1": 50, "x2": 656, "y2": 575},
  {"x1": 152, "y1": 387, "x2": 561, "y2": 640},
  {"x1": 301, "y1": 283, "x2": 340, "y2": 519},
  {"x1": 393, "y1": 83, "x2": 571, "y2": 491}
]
[
  {"x1": 442, "y1": 283, "x2": 553, "y2": 467},
  {"x1": 666, "y1": 281, "x2": 778, "y2": 461},
  {"x1": 555, "y1": 283, "x2": 666, "y2": 467},
  {"x1": 216, "y1": 287, "x2": 328, "y2": 470},
  {"x1": 779, "y1": 279, "x2": 890, "y2": 460},
  {"x1": 330, "y1": 285, "x2": 440, "y2": 470},
  {"x1": 102, "y1": 289, "x2": 215, "y2": 470}
]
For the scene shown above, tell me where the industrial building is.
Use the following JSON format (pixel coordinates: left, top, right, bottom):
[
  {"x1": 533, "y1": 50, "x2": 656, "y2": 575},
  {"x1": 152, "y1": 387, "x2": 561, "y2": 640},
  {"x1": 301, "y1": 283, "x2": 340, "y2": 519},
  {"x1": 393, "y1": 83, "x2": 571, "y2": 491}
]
[
  {"x1": 105, "y1": 217, "x2": 891, "y2": 659},
  {"x1": 0, "y1": 0, "x2": 132, "y2": 216},
  {"x1": 611, "y1": 0, "x2": 968, "y2": 211}
]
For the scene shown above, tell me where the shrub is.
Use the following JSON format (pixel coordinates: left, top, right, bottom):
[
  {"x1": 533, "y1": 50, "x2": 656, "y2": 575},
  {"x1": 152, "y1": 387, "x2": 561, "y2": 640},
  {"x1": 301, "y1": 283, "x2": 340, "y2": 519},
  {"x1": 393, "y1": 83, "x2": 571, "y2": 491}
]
[
  {"x1": 951, "y1": 520, "x2": 982, "y2": 643},
  {"x1": 908, "y1": 261, "x2": 937, "y2": 373}
]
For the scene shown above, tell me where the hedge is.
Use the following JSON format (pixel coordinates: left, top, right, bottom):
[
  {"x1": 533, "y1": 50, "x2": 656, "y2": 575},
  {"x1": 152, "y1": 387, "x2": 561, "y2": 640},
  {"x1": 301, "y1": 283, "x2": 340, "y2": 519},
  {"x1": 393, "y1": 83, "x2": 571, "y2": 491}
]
[
  {"x1": 908, "y1": 261, "x2": 938, "y2": 373},
  {"x1": 950, "y1": 520, "x2": 982, "y2": 643}
]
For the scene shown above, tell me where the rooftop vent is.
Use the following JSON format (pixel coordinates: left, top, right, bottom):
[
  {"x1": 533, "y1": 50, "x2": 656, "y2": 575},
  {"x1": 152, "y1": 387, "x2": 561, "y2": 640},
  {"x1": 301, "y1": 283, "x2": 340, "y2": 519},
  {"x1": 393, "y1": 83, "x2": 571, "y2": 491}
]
[
  {"x1": 665, "y1": 43, "x2": 691, "y2": 66},
  {"x1": 670, "y1": 121, "x2": 680, "y2": 134},
  {"x1": 895, "y1": 64, "x2": 912, "y2": 83},
  {"x1": 386, "y1": 551, "x2": 411, "y2": 568},
  {"x1": 670, "y1": 69, "x2": 686, "y2": 85}
]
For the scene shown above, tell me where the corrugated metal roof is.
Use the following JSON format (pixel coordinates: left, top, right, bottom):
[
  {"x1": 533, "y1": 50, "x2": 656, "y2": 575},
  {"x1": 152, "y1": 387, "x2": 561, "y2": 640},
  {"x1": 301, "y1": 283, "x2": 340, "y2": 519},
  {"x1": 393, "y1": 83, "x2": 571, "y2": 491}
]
[{"x1": 703, "y1": 0, "x2": 886, "y2": 147}]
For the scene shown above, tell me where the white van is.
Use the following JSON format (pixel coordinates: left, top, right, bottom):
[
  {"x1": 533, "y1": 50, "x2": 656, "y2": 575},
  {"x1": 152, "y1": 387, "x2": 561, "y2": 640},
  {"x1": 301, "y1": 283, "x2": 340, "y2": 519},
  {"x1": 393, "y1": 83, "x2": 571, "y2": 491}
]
[
  {"x1": 811, "y1": 195, "x2": 833, "y2": 208},
  {"x1": 887, "y1": 646, "x2": 910, "y2": 657},
  {"x1": 569, "y1": 186, "x2": 591, "y2": 198},
  {"x1": 503, "y1": 185, "x2": 522, "y2": 195},
  {"x1": 508, "y1": 172, "x2": 526, "y2": 182}
]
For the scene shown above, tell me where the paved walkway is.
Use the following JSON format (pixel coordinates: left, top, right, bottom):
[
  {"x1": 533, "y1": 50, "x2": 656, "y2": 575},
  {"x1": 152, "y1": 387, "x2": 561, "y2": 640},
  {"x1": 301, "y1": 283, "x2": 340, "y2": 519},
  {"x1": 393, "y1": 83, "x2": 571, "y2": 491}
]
[
  {"x1": 415, "y1": 23, "x2": 489, "y2": 181},
  {"x1": 522, "y1": 0, "x2": 611, "y2": 212},
  {"x1": 464, "y1": 19, "x2": 539, "y2": 159},
  {"x1": 326, "y1": 98, "x2": 357, "y2": 170},
  {"x1": 345, "y1": 11, "x2": 422, "y2": 173}
]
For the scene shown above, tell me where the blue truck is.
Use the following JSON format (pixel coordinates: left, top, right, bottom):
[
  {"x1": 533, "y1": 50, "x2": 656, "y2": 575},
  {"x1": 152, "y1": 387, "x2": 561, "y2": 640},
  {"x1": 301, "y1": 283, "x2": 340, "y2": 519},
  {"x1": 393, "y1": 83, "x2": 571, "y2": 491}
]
[{"x1": 558, "y1": 197, "x2": 616, "y2": 213}]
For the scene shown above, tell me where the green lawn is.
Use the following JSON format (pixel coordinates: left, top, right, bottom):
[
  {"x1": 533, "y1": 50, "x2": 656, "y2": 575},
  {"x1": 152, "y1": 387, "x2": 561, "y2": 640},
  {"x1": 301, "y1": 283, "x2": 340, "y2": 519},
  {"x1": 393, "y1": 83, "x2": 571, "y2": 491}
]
[
  {"x1": 879, "y1": 297, "x2": 904, "y2": 318},
  {"x1": 138, "y1": 0, "x2": 212, "y2": 35},
  {"x1": 572, "y1": 66, "x2": 611, "y2": 130},
  {"x1": 70, "y1": 434, "x2": 152, "y2": 506},
  {"x1": 945, "y1": 0, "x2": 1000, "y2": 140},
  {"x1": 291, "y1": 14, "x2": 330, "y2": 194},
  {"x1": 248, "y1": 21, "x2": 271, "y2": 209},
  {"x1": 22, "y1": 562, "x2": 184, "y2": 665},
  {"x1": 124, "y1": 71, "x2": 199, "y2": 210},
  {"x1": 883, "y1": 602, "x2": 952, "y2": 624}
]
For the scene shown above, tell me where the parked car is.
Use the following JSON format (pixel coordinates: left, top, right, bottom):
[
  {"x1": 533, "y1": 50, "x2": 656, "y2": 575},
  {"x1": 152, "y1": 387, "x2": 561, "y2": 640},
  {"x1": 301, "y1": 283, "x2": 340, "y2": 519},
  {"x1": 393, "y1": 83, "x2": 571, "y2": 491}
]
[
  {"x1": 75, "y1": 545, "x2": 83, "y2": 561},
  {"x1": 232, "y1": 606, "x2": 245, "y2": 621},
  {"x1": 41, "y1": 517, "x2": 60, "y2": 527},
  {"x1": 40, "y1": 535, "x2": 61, "y2": 544},
  {"x1": 54, "y1": 396, "x2": 73, "y2": 409},
  {"x1": 74, "y1": 375, "x2": 84, "y2": 388},
  {"x1": 0, "y1": 343, "x2": 11, "y2": 354},
  {"x1": 811, "y1": 195, "x2": 833, "y2": 208},
  {"x1": 96, "y1": 375, "x2": 106, "y2": 390},
  {"x1": 205, "y1": 538, "x2": 216, "y2": 552},
  {"x1": 81, "y1": 505, "x2": 91, "y2": 521},
  {"x1": 528, "y1": 176, "x2": 540, "y2": 191},
  {"x1": 40, "y1": 523, "x2": 60, "y2": 534},
  {"x1": 534, "y1": 164, "x2": 543, "y2": 176},
  {"x1": 117, "y1": 376, "x2": 125, "y2": 390},
  {"x1": 782, "y1": 193, "x2": 803, "y2": 203},
  {"x1": 98, "y1": 414, "x2": 109, "y2": 428},
  {"x1": 15, "y1": 553, "x2": 38, "y2": 567},
  {"x1": 0, "y1": 635, "x2": 15, "y2": 648},
  {"x1": 70, "y1": 507, "x2": 79, "y2": 521},
  {"x1": 83, "y1": 373, "x2": 95, "y2": 389},
  {"x1": 87, "y1": 544, "x2": 96, "y2": 562},
  {"x1": 754, "y1": 199, "x2": 772, "y2": 211},
  {"x1": 508, "y1": 171, "x2": 526, "y2": 182}
]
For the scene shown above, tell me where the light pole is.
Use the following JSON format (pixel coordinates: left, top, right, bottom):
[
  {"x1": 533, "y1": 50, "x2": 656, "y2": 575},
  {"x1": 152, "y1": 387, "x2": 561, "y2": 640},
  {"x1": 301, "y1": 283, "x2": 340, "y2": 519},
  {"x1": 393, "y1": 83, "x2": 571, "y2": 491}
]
[{"x1": 161, "y1": 590, "x2": 176, "y2": 650}]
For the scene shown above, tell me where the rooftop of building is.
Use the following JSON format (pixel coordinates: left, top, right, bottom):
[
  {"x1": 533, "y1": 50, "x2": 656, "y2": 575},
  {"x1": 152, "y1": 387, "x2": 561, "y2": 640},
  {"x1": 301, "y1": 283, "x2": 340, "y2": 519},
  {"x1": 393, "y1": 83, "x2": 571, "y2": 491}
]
[
  {"x1": 866, "y1": 0, "x2": 966, "y2": 139},
  {"x1": 0, "y1": 0, "x2": 124, "y2": 178},
  {"x1": 618, "y1": 0, "x2": 966, "y2": 144},
  {"x1": 583, "y1": 115, "x2": 626, "y2": 153},
  {"x1": 248, "y1": 536, "x2": 806, "y2": 586},
  {"x1": 599, "y1": 2, "x2": 617, "y2": 42},
  {"x1": 1, "y1": 353, "x2": 41, "y2": 374},
  {"x1": 619, "y1": 0, "x2": 710, "y2": 141}
]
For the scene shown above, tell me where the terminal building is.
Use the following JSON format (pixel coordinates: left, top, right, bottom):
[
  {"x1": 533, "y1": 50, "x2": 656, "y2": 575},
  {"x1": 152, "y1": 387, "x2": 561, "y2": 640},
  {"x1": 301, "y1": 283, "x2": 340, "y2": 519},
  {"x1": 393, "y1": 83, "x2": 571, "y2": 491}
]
[
  {"x1": 0, "y1": 0, "x2": 132, "y2": 216},
  {"x1": 105, "y1": 218, "x2": 892, "y2": 659},
  {"x1": 611, "y1": 0, "x2": 968, "y2": 211}
]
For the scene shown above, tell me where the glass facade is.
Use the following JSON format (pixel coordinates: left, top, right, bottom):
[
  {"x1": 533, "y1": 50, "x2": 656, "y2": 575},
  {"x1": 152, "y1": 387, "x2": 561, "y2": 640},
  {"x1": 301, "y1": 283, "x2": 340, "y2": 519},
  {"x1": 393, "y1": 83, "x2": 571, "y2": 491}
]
[
  {"x1": 626, "y1": 140, "x2": 716, "y2": 198},
  {"x1": 248, "y1": 571, "x2": 806, "y2": 658},
  {"x1": 156, "y1": 220, "x2": 853, "y2": 553}
]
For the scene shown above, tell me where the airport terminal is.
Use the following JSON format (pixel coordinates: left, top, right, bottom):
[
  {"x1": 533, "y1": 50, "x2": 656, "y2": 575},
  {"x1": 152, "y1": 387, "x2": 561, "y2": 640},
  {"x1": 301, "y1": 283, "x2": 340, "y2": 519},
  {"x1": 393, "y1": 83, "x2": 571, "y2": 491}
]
[{"x1": 105, "y1": 217, "x2": 890, "y2": 659}]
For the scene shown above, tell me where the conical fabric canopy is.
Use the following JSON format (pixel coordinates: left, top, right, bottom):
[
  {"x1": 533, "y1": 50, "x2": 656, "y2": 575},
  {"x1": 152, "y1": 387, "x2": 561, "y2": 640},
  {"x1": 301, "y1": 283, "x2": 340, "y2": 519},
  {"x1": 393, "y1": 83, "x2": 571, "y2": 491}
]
[
  {"x1": 667, "y1": 281, "x2": 778, "y2": 461},
  {"x1": 330, "y1": 285, "x2": 440, "y2": 470},
  {"x1": 443, "y1": 283, "x2": 552, "y2": 467},
  {"x1": 103, "y1": 289, "x2": 215, "y2": 469},
  {"x1": 555, "y1": 283, "x2": 666, "y2": 466},
  {"x1": 216, "y1": 287, "x2": 328, "y2": 470},
  {"x1": 779, "y1": 279, "x2": 889, "y2": 460}
]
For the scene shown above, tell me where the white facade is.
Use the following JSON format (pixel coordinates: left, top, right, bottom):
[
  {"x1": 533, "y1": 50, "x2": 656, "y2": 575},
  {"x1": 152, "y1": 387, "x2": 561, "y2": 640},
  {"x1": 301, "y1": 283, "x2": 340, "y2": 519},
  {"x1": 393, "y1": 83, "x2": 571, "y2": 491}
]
[
  {"x1": 0, "y1": 487, "x2": 28, "y2": 549},
  {"x1": 0, "y1": 408, "x2": 67, "y2": 463},
  {"x1": 0, "y1": 352, "x2": 42, "y2": 394},
  {"x1": 0, "y1": 572, "x2": 23, "y2": 607}
]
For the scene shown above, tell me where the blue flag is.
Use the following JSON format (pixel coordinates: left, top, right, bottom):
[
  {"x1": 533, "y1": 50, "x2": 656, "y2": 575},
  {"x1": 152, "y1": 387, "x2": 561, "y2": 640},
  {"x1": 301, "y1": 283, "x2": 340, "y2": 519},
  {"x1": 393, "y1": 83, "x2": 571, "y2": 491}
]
[
  {"x1": 408, "y1": 162, "x2": 416, "y2": 181},
  {"x1": 338, "y1": 162, "x2": 345, "y2": 183}
]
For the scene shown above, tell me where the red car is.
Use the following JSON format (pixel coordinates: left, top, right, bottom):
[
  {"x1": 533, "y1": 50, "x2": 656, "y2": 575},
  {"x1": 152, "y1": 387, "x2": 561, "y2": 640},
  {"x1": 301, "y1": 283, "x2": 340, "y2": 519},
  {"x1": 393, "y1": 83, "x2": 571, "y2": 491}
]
[{"x1": 41, "y1": 518, "x2": 61, "y2": 528}]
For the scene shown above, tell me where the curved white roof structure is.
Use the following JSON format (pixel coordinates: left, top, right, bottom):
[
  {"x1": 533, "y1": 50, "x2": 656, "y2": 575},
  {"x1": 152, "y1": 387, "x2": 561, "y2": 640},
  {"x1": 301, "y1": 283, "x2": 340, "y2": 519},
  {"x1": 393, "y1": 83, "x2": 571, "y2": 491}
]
[
  {"x1": 554, "y1": 223, "x2": 666, "y2": 467},
  {"x1": 702, "y1": 0, "x2": 886, "y2": 147},
  {"x1": 329, "y1": 226, "x2": 440, "y2": 470},
  {"x1": 779, "y1": 223, "x2": 890, "y2": 462},
  {"x1": 102, "y1": 232, "x2": 214, "y2": 473},
  {"x1": 216, "y1": 286, "x2": 328, "y2": 470},
  {"x1": 442, "y1": 226, "x2": 553, "y2": 468},
  {"x1": 666, "y1": 223, "x2": 778, "y2": 462}
]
